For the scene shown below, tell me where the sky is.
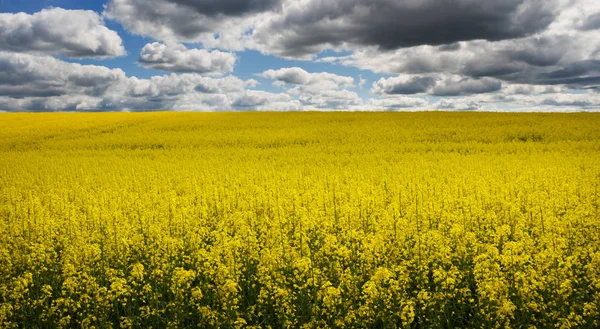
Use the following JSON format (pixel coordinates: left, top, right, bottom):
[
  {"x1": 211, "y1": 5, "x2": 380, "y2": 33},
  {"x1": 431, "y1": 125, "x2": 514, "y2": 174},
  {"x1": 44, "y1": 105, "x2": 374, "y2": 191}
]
[{"x1": 0, "y1": 0, "x2": 599, "y2": 112}]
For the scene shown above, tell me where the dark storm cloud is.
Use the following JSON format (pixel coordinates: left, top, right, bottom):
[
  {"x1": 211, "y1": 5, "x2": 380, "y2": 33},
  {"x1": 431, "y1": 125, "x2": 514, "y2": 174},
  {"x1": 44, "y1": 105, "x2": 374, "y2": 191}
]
[
  {"x1": 104, "y1": 0, "x2": 282, "y2": 43},
  {"x1": 438, "y1": 43, "x2": 462, "y2": 52},
  {"x1": 530, "y1": 60, "x2": 600, "y2": 87},
  {"x1": 255, "y1": 0, "x2": 557, "y2": 58},
  {"x1": 417, "y1": 36, "x2": 598, "y2": 89},
  {"x1": 462, "y1": 60, "x2": 523, "y2": 78},
  {"x1": 539, "y1": 60, "x2": 600, "y2": 80},
  {"x1": 463, "y1": 60, "x2": 600, "y2": 90},
  {"x1": 506, "y1": 37, "x2": 566, "y2": 67},
  {"x1": 373, "y1": 75, "x2": 503, "y2": 97},
  {"x1": 166, "y1": 0, "x2": 282, "y2": 16},
  {"x1": 455, "y1": 37, "x2": 567, "y2": 82}
]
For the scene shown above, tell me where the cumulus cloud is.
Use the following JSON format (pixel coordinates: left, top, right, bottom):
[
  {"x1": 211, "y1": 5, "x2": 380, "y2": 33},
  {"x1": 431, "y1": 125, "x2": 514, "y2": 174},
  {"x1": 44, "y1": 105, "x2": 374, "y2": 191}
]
[
  {"x1": 291, "y1": 88, "x2": 362, "y2": 109},
  {"x1": 0, "y1": 52, "x2": 290, "y2": 112},
  {"x1": 0, "y1": 52, "x2": 126, "y2": 99},
  {"x1": 2, "y1": 50, "x2": 597, "y2": 112},
  {"x1": 372, "y1": 75, "x2": 503, "y2": 97},
  {"x1": 366, "y1": 96, "x2": 429, "y2": 111},
  {"x1": 232, "y1": 90, "x2": 290, "y2": 108},
  {"x1": 432, "y1": 98, "x2": 484, "y2": 111},
  {"x1": 502, "y1": 84, "x2": 566, "y2": 95},
  {"x1": 428, "y1": 89, "x2": 600, "y2": 111},
  {"x1": 260, "y1": 67, "x2": 354, "y2": 89},
  {"x1": 372, "y1": 76, "x2": 437, "y2": 95},
  {"x1": 260, "y1": 67, "x2": 361, "y2": 109},
  {"x1": 0, "y1": 95, "x2": 105, "y2": 112},
  {"x1": 139, "y1": 43, "x2": 236, "y2": 74},
  {"x1": 0, "y1": 8, "x2": 125, "y2": 58}
]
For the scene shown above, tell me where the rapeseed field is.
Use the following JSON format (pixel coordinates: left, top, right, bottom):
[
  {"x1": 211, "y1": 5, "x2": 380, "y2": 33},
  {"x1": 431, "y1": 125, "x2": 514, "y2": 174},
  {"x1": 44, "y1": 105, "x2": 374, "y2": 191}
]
[{"x1": 1, "y1": 112, "x2": 599, "y2": 328}]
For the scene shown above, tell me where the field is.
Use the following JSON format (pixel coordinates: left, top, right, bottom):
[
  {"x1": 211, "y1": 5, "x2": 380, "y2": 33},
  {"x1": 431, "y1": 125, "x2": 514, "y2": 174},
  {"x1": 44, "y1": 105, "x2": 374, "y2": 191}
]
[{"x1": 1, "y1": 112, "x2": 600, "y2": 328}]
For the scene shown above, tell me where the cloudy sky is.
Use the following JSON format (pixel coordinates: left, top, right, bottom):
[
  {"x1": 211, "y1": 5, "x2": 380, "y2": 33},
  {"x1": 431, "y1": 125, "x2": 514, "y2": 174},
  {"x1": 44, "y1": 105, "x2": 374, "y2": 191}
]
[{"x1": 0, "y1": 0, "x2": 599, "y2": 112}]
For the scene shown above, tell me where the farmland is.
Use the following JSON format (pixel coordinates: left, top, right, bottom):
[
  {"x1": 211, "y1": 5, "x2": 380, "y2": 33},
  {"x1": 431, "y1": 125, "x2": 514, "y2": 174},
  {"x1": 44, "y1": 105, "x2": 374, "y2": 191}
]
[{"x1": 1, "y1": 112, "x2": 600, "y2": 328}]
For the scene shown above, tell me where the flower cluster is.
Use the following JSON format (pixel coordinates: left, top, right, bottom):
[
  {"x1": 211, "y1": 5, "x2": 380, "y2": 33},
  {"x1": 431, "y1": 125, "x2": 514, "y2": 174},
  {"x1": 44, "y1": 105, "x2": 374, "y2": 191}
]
[{"x1": 1, "y1": 112, "x2": 599, "y2": 328}]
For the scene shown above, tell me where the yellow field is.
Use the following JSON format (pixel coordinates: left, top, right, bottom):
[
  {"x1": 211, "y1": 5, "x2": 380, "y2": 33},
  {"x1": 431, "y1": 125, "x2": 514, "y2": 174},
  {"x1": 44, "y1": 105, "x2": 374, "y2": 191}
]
[{"x1": 1, "y1": 112, "x2": 600, "y2": 328}]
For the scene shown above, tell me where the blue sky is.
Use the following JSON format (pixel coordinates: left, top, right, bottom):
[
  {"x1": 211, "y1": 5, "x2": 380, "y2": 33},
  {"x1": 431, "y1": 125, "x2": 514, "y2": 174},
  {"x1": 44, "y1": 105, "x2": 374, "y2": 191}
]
[{"x1": 0, "y1": 0, "x2": 598, "y2": 111}]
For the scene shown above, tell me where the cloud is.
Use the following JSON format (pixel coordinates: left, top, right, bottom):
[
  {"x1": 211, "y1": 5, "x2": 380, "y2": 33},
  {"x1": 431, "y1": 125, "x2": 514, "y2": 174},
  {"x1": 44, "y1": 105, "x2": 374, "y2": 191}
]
[
  {"x1": 429, "y1": 89, "x2": 600, "y2": 111},
  {"x1": 540, "y1": 94, "x2": 597, "y2": 107},
  {"x1": 432, "y1": 98, "x2": 484, "y2": 111},
  {"x1": 502, "y1": 84, "x2": 566, "y2": 95},
  {"x1": 2, "y1": 1, "x2": 599, "y2": 112},
  {"x1": 232, "y1": 90, "x2": 290, "y2": 108},
  {"x1": 2, "y1": 50, "x2": 597, "y2": 112},
  {"x1": 260, "y1": 67, "x2": 354, "y2": 89},
  {"x1": 432, "y1": 77, "x2": 503, "y2": 96},
  {"x1": 358, "y1": 75, "x2": 366, "y2": 89},
  {"x1": 139, "y1": 43, "x2": 236, "y2": 74},
  {"x1": 252, "y1": 0, "x2": 557, "y2": 58},
  {"x1": 0, "y1": 52, "x2": 126, "y2": 99},
  {"x1": 579, "y1": 12, "x2": 600, "y2": 30},
  {"x1": 260, "y1": 67, "x2": 360, "y2": 109},
  {"x1": 164, "y1": 0, "x2": 282, "y2": 16},
  {"x1": 0, "y1": 95, "x2": 105, "y2": 112},
  {"x1": 532, "y1": 60, "x2": 600, "y2": 86},
  {"x1": 261, "y1": 67, "x2": 311, "y2": 84},
  {"x1": 104, "y1": 0, "x2": 280, "y2": 49},
  {"x1": 372, "y1": 76, "x2": 437, "y2": 95},
  {"x1": 310, "y1": 1, "x2": 600, "y2": 93},
  {"x1": 372, "y1": 75, "x2": 503, "y2": 96},
  {"x1": 0, "y1": 52, "x2": 291, "y2": 112},
  {"x1": 0, "y1": 8, "x2": 125, "y2": 58},
  {"x1": 366, "y1": 96, "x2": 429, "y2": 111},
  {"x1": 292, "y1": 88, "x2": 362, "y2": 109}
]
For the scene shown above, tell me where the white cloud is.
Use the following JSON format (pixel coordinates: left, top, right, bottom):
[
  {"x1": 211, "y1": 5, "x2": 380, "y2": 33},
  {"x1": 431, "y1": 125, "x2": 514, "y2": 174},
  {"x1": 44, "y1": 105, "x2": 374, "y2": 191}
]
[
  {"x1": 366, "y1": 96, "x2": 429, "y2": 111},
  {"x1": 260, "y1": 67, "x2": 361, "y2": 109},
  {"x1": 293, "y1": 88, "x2": 362, "y2": 109},
  {"x1": 0, "y1": 52, "x2": 127, "y2": 99},
  {"x1": 260, "y1": 67, "x2": 354, "y2": 89},
  {"x1": 358, "y1": 75, "x2": 366, "y2": 89},
  {"x1": 232, "y1": 90, "x2": 291, "y2": 108},
  {"x1": 372, "y1": 75, "x2": 437, "y2": 95},
  {"x1": 0, "y1": 8, "x2": 125, "y2": 58},
  {"x1": 139, "y1": 42, "x2": 236, "y2": 75}
]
